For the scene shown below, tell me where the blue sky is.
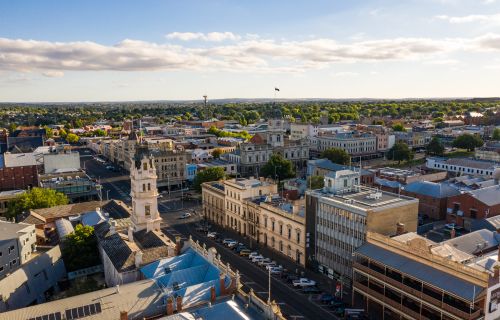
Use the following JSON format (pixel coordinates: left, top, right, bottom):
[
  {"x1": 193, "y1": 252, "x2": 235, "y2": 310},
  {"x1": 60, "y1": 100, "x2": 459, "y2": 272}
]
[{"x1": 1, "y1": 0, "x2": 499, "y2": 102}]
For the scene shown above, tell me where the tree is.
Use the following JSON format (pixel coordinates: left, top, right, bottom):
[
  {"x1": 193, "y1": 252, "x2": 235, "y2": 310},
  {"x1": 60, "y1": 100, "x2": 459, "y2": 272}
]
[
  {"x1": 426, "y1": 137, "x2": 445, "y2": 156},
  {"x1": 59, "y1": 128, "x2": 68, "y2": 138},
  {"x1": 260, "y1": 154, "x2": 295, "y2": 181},
  {"x1": 66, "y1": 133, "x2": 80, "y2": 144},
  {"x1": 387, "y1": 142, "x2": 413, "y2": 164},
  {"x1": 493, "y1": 128, "x2": 500, "y2": 141},
  {"x1": 6, "y1": 187, "x2": 69, "y2": 219},
  {"x1": 193, "y1": 167, "x2": 225, "y2": 192},
  {"x1": 307, "y1": 176, "x2": 324, "y2": 189},
  {"x1": 392, "y1": 123, "x2": 406, "y2": 132},
  {"x1": 452, "y1": 134, "x2": 484, "y2": 151},
  {"x1": 321, "y1": 148, "x2": 350, "y2": 165},
  {"x1": 44, "y1": 126, "x2": 54, "y2": 138},
  {"x1": 8, "y1": 123, "x2": 17, "y2": 134},
  {"x1": 93, "y1": 129, "x2": 106, "y2": 137},
  {"x1": 212, "y1": 148, "x2": 223, "y2": 159},
  {"x1": 61, "y1": 224, "x2": 100, "y2": 272}
]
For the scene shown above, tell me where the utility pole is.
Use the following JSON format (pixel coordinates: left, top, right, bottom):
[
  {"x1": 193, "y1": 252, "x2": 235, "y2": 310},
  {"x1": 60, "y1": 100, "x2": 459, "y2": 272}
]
[{"x1": 268, "y1": 267, "x2": 271, "y2": 303}]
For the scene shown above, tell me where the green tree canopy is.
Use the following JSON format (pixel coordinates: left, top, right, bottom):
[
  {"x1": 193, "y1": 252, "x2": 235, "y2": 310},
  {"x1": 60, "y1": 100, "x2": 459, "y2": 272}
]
[
  {"x1": 320, "y1": 148, "x2": 350, "y2": 165},
  {"x1": 193, "y1": 167, "x2": 225, "y2": 192},
  {"x1": 66, "y1": 133, "x2": 80, "y2": 144},
  {"x1": 307, "y1": 176, "x2": 325, "y2": 189},
  {"x1": 426, "y1": 137, "x2": 445, "y2": 156},
  {"x1": 392, "y1": 123, "x2": 407, "y2": 132},
  {"x1": 387, "y1": 141, "x2": 413, "y2": 164},
  {"x1": 93, "y1": 129, "x2": 106, "y2": 137},
  {"x1": 61, "y1": 224, "x2": 100, "y2": 272},
  {"x1": 452, "y1": 134, "x2": 484, "y2": 151},
  {"x1": 6, "y1": 187, "x2": 69, "y2": 219},
  {"x1": 211, "y1": 148, "x2": 223, "y2": 159},
  {"x1": 260, "y1": 154, "x2": 295, "y2": 181},
  {"x1": 492, "y1": 128, "x2": 500, "y2": 141}
]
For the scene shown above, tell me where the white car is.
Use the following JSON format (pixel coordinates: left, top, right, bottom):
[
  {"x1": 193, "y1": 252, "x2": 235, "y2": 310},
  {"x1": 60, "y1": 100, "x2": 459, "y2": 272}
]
[
  {"x1": 226, "y1": 241, "x2": 239, "y2": 248},
  {"x1": 266, "y1": 264, "x2": 282, "y2": 271},
  {"x1": 269, "y1": 267, "x2": 283, "y2": 275},
  {"x1": 292, "y1": 278, "x2": 316, "y2": 287},
  {"x1": 179, "y1": 212, "x2": 192, "y2": 219},
  {"x1": 248, "y1": 252, "x2": 259, "y2": 259},
  {"x1": 222, "y1": 239, "x2": 234, "y2": 245},
  {"x1": 207, "y1": 232, "x2": 218, "y2": 239},
  {"x1": 258, "y1": 258, "x2": 273, "y2": 266},
  {"x1": 251, "y1": 255, "x2": 264, "y2": 263}
]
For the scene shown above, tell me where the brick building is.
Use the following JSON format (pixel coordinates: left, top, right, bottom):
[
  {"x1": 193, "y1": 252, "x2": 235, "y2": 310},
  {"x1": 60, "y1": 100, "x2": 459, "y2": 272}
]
[
  {"x1": 0, "y1": 166, "x2": 38, "y2": 191},
  {"x1": 446, "y1": 184, "x2": 500, "y2": 230},
  {"x1": 402, "y1": 181, "x2": 460, "y2": 220}
]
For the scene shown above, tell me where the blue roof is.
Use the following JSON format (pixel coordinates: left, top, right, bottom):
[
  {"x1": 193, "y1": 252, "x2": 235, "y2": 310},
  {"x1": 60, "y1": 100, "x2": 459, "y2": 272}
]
[
  {"x1": 141, "y1": 248, "x2": 230, "y2": 307},
  {"x1": 356, "y1": 243, "x2": 484, "y2": 301},
  {"x1": 404, "y1": 181, "x2": 460, "y2": 198},
  {"x1": 374, "y1": 177, "x2": 401, "y2": 189}
]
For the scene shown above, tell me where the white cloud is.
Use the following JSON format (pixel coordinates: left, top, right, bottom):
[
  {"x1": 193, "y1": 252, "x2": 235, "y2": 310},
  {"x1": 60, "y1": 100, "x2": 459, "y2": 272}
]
[
  {"x1": 42, "y1": 70, "x2": 64, "y2": 78},
  {"x1": 332, "y1": 71, "x2": 359, "y2": 77},
  {"x1": 0, "y1": 33, "x2": 498, "y2": 75},
  {"x1": 165, "y1": 32, "x2": 241, "y2": 42},
  {"x1": 424, "y1": 59, "x2": 460, "y2": 65},
  {"x1": 436, "y1": 14, "x2": 500, "y2": 24}
]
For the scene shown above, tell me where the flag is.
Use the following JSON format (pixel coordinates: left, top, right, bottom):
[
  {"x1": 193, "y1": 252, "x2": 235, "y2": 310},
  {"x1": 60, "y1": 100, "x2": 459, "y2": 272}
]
[{"x1": 274, "y1": 87, "x2": 280, "y2": 92}]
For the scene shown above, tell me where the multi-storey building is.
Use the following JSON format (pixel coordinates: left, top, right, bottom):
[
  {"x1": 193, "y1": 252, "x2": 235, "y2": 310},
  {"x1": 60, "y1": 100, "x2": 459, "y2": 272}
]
[
  {"x1": 305, "y1": 170, "x2": 418, "y2": 287},
  {"x1": 393, "y1": 131, "x2": 432, "y2": 149},
  {"x1": 290, "y1": 123, "x2": 318, "y2": 141},
  {"x1": 316, "y1": 132, "x2": 377, "y2": 157},
  {"x1": 0, "y1": 190, "x2": 24, "y2": 216},
  {"x1": 223, "y1": 178, "x2": 277, "y2": 235},
  {"x1": 246, "y1": 195, "x2": 307, "y2": 266},
  {"x1": 202, "y1": 178, "x2": 307, "y2": 265},
  {"x1": 353, "y1": 232, "x2": 491, "y2": 320},
  {"x1": 238, "y1": 119, "x2": 309, "y2": 177},
  {"x1": 0, "y1": 221, "x2": 37, "y2": 279}
]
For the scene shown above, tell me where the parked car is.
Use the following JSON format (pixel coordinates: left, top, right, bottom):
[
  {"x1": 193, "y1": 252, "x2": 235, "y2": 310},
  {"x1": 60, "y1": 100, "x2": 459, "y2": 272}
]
[
  {"x1": 269, "y1": 267, "x2": 283, "y2": 275},
  {"x1": 251, "y1": 256, "x2": 264, "y2": 263},
  {"x1": 286, "y1": 275, "x2": 299, "y2": 283},
  {"x1": 248, "y1": 252, "x2": 260, "y2": 259},
  {"x1": 234, "y1": 245, "x2": 247, "y2": 253},
  {"x1": 227, "y1": 241, "x2": 239, "y2": 248},
  {"x1": 301, "y1": 286, "x2": 321, "y2": 294},
  {"x1": 222, "y1": 239, "x2": 234, "y2": 245},
  {"x1": 179, "y1": 212, "x2": 192, "y2": 219},
  {"x1": 266, "y1": 264, "x2": 282, "y2": 271},
  {"x1": 445, "y1": 223, "x2": 456, "y2": 229},
  {"x1": 257, "y1": 258, "x2": 272, "y2": 266},
  {"x1": 318, "y1": 293, "x2": 336, "y2": 305},
  {"x1": 207, "y1": 232, "x2": 219, "y2": 239},
  {"x1": 292, "y1": 278, "x2": 316, "y2": 287},
  {"x1": 239, "y1": 249, "x2": 252, "y2": 257}
]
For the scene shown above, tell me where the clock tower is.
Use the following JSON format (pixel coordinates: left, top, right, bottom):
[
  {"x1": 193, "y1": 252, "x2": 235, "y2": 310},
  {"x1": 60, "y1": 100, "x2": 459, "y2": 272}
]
[{"x1": 130, "y1": 150, "x2": 162, "y2": 232}]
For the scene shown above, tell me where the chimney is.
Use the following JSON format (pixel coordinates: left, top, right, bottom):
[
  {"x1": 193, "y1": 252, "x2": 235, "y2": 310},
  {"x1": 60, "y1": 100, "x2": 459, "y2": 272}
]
[
  {"x1": 210, "y1": 286, "x2": 216, "y2": 303},
  {"x1": 175, "y1": 236, "x2": 182, "y2": 255},
  {"x1": 120, "y1": 311, "x2": 128, "y2": 320},
  {"x1": 135, "y1": 250, "x2": 143, "y2": 268},
  {"x1": 396, "y1": 222, "x2": 405, "y2": 235},
  {"x1": 176, "y1": 296, "x2": 183, "y2": 312},
  {"x1": 219, "y1": 274, "x2": 226, "y2": 295},
  {"x1": 109, "y1": 219, "x2": 117, "y2": 235},
  {"x1": 166, "y1": 297, "x2": 174, "y2": 315},
  {"x1": 128, "y1": 227, "x2": 134, "y2": 242},
  {"x1": 450, "y1": 228, "x2": 456, "y2": 239}
]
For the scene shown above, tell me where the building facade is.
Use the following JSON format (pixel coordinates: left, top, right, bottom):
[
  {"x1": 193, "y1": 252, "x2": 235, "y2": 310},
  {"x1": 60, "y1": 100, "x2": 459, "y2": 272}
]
[
  {"x1": 316, "y1": 132, "x2": 377, "y2": 156},
  {"x1": 0, "y1": 221, "x2": 37, "y2": 279},
  {"x1": 305, "y1": 170, "x2": 419, "y2": 287}
]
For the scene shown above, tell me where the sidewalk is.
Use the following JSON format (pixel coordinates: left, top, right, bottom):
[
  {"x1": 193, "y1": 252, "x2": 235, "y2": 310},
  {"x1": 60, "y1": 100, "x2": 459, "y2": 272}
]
[{"x1": 208, "y1": 224, "x2": 352, "y2": 305}]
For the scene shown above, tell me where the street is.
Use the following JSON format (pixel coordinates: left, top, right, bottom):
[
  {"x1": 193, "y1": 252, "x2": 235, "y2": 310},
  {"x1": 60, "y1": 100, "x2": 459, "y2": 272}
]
[{"x1": 79, "y1": 148, "x2": 338, "y2": 320}]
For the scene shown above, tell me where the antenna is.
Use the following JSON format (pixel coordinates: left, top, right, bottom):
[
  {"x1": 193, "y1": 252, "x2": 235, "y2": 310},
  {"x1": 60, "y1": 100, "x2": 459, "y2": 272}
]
[{"x1": 203, "y1": 95, "x2": 208, "y2": 108}]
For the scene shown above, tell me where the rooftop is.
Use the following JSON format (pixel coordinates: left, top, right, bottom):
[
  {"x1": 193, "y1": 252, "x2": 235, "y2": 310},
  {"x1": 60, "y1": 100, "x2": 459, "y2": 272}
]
[
  {"x1": 226, "y1": 178, "x2": 270, "y2": 189},
  {"x1": 403, "y1": 181, "x2": 461, "y2": 198},
  {"x1": 0, "y1": 221, "x2": 33, "y2": 241},
  {"x1": 430, "y1": 157, "x2": 499, "y2": 170},
  {"x1": 310, "y1": 186, "x2": 417, "y2": 211}
]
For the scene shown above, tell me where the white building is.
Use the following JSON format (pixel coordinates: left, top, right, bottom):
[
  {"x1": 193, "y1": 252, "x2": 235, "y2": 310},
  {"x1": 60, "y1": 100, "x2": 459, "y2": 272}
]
[
  {"x1": 426, "y1": 157, "x2": 499, "y2": 177},
  {"x1": 290, "y1": 123, "x2": 318, "y2": 141}
]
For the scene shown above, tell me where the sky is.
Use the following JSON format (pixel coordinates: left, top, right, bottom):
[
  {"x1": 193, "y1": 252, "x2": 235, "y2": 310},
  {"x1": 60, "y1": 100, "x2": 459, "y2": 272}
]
[{"x1": 1, "y1": 0, "x2": 500, "y2": 102}]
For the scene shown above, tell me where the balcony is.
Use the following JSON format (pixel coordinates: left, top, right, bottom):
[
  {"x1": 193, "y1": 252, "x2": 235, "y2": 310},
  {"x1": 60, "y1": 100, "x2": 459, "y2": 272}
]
[
  {"x1": 353, "y1": 262, "x2": 481, "y2": 320},
  {"x1": 353, "y1": 282, "x2": 424, "y2": 320}
]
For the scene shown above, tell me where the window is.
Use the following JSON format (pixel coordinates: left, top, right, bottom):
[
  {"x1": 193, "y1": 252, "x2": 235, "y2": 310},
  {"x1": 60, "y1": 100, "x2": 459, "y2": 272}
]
[
  {"x1": 288, "y1": 228, "x2": 291, "y2": 239},
  {"x1": 279, "y1": 224, "x2": 283, "y2": 235},
  {"x1": 143, "y1": 162, "x2": 148, "y2": 170},
  {"x1": 147, "y1": 183, "x2": 151, "y2": 191},
  {"x1": 8, "y1": 245, "x2": 14, "y2": 254},
  {"x1": 143, "y1": 184, "x2": 146, "y2": 192},
  {"x1": 272, "y1": 221, "x2": 275, "y2": 232},
  {"x1": 145, "y1": 205, "x2": 151, "y2": 216},
  {"x1": 296, "y1": 231, "x2": 300, "y2": 243}
]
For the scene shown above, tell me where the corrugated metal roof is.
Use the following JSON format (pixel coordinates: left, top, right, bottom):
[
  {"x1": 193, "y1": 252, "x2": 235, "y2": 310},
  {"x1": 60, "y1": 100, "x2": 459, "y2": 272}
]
[
  {"x1": 356, "y1": 243, "x2": 484, "y2": 301},
  {"x1": 404, "y1": 181, "x2": 460, "y2": 198}
]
